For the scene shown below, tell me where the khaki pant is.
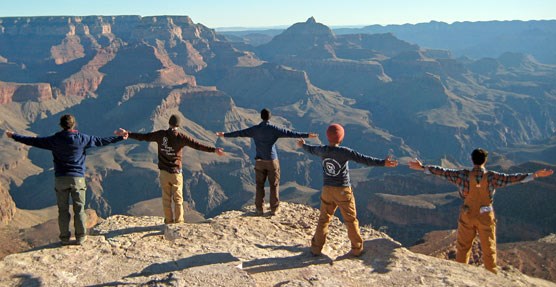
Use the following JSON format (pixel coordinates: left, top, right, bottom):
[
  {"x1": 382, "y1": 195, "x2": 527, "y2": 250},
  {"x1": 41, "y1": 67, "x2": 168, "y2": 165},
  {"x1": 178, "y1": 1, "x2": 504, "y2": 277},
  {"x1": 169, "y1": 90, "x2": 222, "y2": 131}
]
[
  {"x1": 55, "y1": 176, "x2": 87, "y2": 241},
  {"x1": 254, "y1": 160, "x2": 280, "y2": 212},
  {"x1": 311, "y1": 186, "x2": 363, "y2": 256},
  {"x1": 455, "y1": 209, "x2": 498, "y2": 273},
  {"x1": 159, "y1": 170, "x2": 184, "y2": 224}
]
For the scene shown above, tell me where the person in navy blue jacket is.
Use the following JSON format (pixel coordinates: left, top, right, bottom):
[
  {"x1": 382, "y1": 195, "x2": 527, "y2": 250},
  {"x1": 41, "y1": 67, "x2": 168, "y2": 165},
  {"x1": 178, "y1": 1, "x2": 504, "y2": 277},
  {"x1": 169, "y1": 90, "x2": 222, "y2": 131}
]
[
  {"x1": 298, "y1": 123, "x2": 398, "y2": 257},
  {"x1": 217, "y1": 108, "x2": 317, "y2": 215},
  {"x1": 6, "y1": 114, "x2": 127, "y2": 246}
]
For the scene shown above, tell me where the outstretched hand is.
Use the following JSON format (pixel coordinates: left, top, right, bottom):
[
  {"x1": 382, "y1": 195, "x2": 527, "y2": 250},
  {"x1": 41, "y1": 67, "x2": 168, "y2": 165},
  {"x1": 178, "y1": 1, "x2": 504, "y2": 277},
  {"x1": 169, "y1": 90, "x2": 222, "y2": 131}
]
[
  {"x1": 308, "y1": 133, "x2": 318, "y2": 138},
  {"x1": 215, "y1": 147, "x2": 225, "y2": 156},
  {"x1": 5, "y1": 131, "x2": 14, "y2": 139},
  {"x1": 534, "y1": 169, "x2": 554, "y2": 178},
  {"x1": 114, "y1": 128, "x2": 129, "y2": 140},
  {"x1": 297, "y1": 138, "x2": 305, "y2": 148},
  {"x1": 409, "y1": 158, "x2": 425, "y2": 171},
  {"x1": 216, "y1": 132, "x2": 225, "y2": 137},
  {"x1": 384, "y1": 156, "x2": 398, "y2": 168}
]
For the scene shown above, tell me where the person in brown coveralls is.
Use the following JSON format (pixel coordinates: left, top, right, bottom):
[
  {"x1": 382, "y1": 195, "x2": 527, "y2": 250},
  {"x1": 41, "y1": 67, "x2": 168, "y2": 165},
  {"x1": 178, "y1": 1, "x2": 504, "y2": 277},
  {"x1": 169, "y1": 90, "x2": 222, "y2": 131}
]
[
  {"x1": 409, "y1": 148, "x2": 553, "y2": 273},
  {"x1": 121, "y1": 115, "x2": 225, "y2": 224}
]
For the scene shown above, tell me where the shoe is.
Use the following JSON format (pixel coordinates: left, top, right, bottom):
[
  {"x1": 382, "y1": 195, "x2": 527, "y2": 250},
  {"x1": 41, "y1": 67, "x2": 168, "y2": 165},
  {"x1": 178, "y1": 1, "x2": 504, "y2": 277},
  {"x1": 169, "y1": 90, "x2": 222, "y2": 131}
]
[
  {"x1": 256, "y1": 209, "x2": 264, "y2": 216},
  {"x1": 76, "y1": 236, "x2": 87, "y2": 245},
  {"x1": 60, "y1": 240, "x2": 71, "y2": 246},
  {"x1": 270, "y1": 206, "x2": 280, "y2": 216}
]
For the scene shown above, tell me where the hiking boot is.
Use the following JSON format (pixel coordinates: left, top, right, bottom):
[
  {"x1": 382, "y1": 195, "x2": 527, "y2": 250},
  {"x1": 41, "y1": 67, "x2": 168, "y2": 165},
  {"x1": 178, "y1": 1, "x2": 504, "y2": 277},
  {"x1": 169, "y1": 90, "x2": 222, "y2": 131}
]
[
  {"x1": 76, "y1": 236, "x2": 87, "y2": 245},
  {"x1": 60, "y1": 239, "x2": 71, "y2": 246}
]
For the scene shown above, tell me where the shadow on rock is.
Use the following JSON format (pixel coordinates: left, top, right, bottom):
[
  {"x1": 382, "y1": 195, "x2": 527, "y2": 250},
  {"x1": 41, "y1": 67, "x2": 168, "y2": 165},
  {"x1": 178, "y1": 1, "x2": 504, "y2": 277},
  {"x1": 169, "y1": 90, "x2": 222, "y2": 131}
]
[
  {"x1": 242, "y1": 244, "x2": 333, "y2": 274},
  {"x1": 125, "y1": 252, "x2": 240, "y2": 278},
  {"x1": 92, "y1": 224, "x2": 165, "y2": 239},
  {"x1": 338, "y1": 238, "x2": 401, "y2": 274},
  {"x1": 12, "y1": 274, "x2": 42, "y2": 287}
]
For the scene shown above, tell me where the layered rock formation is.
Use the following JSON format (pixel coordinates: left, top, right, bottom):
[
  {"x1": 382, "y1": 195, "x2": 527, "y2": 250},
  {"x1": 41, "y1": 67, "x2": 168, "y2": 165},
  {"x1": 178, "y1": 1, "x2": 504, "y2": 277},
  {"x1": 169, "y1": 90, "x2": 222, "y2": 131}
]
[
  {"x1": 0, "y1": 202, "x2": 552, "y2": 286},
  {"x1": 0, "y1": 184, "x2": 16, "y2": 225}
]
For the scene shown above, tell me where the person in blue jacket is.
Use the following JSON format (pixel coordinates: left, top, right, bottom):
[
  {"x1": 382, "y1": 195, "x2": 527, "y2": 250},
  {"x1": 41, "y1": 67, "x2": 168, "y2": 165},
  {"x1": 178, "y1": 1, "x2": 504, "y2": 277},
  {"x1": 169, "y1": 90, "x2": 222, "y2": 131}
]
[
  {"x1": 217, "y1": 108, "x2": 317, "y2": 215},
  {"x1": 6, "y1": 114, "x2": 127, "y2": 245}
]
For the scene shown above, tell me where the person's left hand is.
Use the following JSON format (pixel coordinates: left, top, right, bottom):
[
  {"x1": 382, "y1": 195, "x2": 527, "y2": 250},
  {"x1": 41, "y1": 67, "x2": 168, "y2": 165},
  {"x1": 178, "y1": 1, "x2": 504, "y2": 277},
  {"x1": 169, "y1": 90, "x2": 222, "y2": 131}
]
[
  {"x1": 297, "y1": 138, "x2": 305, "y2": 148},
  {"x1": 5, "y1": 131, "x2": 14, "y2": 139},
  {"x1": 308, "y1": 133, "x2": 318, "y2": 138}
]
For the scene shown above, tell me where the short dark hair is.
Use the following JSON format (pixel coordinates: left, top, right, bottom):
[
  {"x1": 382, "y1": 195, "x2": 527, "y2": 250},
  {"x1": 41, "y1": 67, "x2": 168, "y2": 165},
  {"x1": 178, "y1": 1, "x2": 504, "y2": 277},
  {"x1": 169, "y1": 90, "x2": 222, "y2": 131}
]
[
  {"x1": 169, "y1": 114, "x2": 181, "y2": 127},
  {"x1": 261, "y1": 108, "x2": 271, "y2": 121},
  {"x1": 59, "y1": 114, "x2": 76, "y2": 130},
  {"x1": 471, "y1": 148, "x2": 488, "y2": 165}
]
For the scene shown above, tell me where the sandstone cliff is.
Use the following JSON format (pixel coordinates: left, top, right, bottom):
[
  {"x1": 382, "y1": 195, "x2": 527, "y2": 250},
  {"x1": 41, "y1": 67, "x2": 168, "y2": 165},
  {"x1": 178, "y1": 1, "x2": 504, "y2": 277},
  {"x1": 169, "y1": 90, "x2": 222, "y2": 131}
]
[{"x1": 0, "y1": 202, "x2": 552, "y2": 287}]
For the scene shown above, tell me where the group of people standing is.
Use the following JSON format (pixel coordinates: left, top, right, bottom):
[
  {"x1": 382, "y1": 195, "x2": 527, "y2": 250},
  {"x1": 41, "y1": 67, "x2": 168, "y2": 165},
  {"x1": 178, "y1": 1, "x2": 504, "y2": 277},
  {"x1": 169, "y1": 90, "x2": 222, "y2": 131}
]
[{"x1": 5, "y1": 108, "x2": 553, "y2": 274}]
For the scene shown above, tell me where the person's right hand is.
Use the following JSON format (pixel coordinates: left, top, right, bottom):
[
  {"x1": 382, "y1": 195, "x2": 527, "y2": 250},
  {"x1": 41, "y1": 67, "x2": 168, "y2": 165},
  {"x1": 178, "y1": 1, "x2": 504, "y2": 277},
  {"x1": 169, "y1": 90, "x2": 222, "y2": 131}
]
[
  {"x1": 297, "y1": 138, "x2": 305, "y2": 148},
  {"x1": 409, "y1": 158, "x2": 425, "y2": 171},
  {"x1": 308, "y1": 133, "x2": 318, "y2": 138},
  {"x1": 5, "y1": 131, "x2": 14, "y2": 139},
  {"x1": 114, "y1": 128, "x2": 129, "y2": 140},
  {"x1": 216, "y1": 132, "x2": 224, "y2": 137}
]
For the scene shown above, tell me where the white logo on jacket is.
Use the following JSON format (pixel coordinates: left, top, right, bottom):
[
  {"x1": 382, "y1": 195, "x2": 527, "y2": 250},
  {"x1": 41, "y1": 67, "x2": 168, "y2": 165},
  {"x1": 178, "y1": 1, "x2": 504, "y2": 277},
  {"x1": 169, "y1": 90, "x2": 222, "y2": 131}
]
[
  {"x1": 161, "y1": 137, "x2": 176, "y2": 156},
  {"x1": 322, "y1": 158, "x2": 345, "y2": 177}
]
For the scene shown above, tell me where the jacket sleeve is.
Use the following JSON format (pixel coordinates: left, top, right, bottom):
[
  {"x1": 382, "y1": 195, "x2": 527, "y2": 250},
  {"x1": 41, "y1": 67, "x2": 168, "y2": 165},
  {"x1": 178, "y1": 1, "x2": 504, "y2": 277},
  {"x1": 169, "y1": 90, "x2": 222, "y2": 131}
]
[
  {"x1": 346, "y1": 149, "x2": 385, "y2": 166},
  {"x1": 273, "y1": 126, "x2": 310, "y2": 138},
  {"x1": 11, "y1": 134, "x2": 55, "y2": 150},
  {"x1": 224, "y1": 127, "x2": 255, "y2": 138},
  {"x1": 84, "y1": 134, "x2": 124, "y2": 148},
  {"x1": 128, "y1": 131, "x2": 160, "y2": 142},
  {"x1": 302, "y1": 143, "x2": 325, "y2": 156},
  {"x1": 488, "y1": 171, "x2": 534, "y2": 188},
  {"x1": 424, "y1": 165, "x2": 466, "y2": 186},
  {"x1": 182, "y1": 134, "x2": 216, "y2": 153}
]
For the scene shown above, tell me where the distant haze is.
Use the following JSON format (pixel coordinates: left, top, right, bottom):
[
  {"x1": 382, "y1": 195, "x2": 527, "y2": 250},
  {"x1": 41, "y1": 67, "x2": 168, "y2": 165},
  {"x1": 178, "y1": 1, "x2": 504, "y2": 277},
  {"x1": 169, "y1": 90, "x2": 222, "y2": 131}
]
[{"x1": 2, "y1": 0, "x2": 555, "y2": 28}]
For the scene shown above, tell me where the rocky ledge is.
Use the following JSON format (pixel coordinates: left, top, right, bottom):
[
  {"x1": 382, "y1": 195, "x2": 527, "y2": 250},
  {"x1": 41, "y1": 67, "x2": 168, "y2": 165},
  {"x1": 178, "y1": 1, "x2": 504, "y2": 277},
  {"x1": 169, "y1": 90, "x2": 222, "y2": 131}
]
[{"x1": 0, "y1": 202, "x2": 553, "y2": 286}]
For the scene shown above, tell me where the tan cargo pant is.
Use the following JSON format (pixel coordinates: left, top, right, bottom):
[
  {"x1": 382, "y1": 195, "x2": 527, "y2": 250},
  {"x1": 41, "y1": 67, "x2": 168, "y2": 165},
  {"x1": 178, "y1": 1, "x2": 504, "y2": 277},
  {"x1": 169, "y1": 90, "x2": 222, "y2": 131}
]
[
  {"x1": 311, "y1": 185, "x2": 363, "y2": 256},
  {"x1": 159, "y1": 170, "x2": 184, "y2": 224},
  {"x1": 455, "y1": 208, "x2": 498, "y2": 273}
]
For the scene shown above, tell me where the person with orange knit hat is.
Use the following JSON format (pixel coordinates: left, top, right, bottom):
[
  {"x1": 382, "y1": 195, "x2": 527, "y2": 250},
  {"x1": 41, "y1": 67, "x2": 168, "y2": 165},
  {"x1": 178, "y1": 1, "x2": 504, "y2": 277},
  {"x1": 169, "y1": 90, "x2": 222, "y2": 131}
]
[{"x1": 297, "y1": 123, "x2": 398, "y2": 256}]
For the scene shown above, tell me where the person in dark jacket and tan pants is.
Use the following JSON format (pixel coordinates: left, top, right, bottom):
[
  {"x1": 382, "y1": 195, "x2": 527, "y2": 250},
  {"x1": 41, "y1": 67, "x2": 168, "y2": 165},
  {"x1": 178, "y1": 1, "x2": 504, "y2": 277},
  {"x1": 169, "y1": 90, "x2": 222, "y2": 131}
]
[{"x1": 122, "y1": 115, "x2": 224, "y2": 224}]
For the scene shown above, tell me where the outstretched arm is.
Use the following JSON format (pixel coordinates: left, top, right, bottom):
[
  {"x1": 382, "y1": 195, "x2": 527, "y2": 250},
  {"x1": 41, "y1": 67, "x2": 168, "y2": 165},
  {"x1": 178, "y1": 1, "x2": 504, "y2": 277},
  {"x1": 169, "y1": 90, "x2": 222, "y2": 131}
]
[
  {"x1": 85, "y1": 134, "x2": 124, "y2": 148},
  {"x1": 8, "y1": 131, "x2": 55, "y2": 150},
  {"x1": 273, "y1": 126, "x2": 312, "y2": 138},
  {"x1": 490, "y1": 168, "x2": 553, "y2": 188},
  {"x1": 409, "y1": 158, "x2": 465, "y2": 185},
  {"x1": 182, "y1": 134, "x2": 217, "y2": 153},
  {"x1": 347, "y1": 149, "x2": 392, "y2": 167},
  {"x1": 217, "y1": 127, "x2": 255, "y2": 138}
]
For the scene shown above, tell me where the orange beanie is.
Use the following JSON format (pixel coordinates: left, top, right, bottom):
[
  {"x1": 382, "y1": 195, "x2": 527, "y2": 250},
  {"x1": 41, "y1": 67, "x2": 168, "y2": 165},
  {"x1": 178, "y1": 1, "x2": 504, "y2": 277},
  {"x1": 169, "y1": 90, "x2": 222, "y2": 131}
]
[{"x1": 326, "y1": 124, "x2": 344, "y2": 144}]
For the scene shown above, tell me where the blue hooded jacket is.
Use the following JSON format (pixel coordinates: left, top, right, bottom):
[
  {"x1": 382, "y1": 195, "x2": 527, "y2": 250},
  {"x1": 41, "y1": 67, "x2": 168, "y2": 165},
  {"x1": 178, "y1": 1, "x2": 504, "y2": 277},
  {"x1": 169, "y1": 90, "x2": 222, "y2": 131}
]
[{"x1": 12, "y1": 130, "x2": 123, "y2": 177}]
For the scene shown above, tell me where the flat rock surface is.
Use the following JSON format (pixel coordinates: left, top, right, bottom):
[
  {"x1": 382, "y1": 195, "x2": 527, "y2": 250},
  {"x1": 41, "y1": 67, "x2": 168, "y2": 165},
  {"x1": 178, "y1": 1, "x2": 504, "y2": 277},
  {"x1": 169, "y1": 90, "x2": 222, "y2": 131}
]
[{"x1": 0, "y1": 202, "x2": 553, "y2": 287}]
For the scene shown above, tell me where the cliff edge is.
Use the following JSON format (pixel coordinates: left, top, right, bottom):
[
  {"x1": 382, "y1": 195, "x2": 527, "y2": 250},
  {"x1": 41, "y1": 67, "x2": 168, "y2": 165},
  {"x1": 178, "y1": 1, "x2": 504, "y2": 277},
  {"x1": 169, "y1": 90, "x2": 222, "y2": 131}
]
[{"x1": 0, "y1": 202, "x2": 553, "y2": 286}]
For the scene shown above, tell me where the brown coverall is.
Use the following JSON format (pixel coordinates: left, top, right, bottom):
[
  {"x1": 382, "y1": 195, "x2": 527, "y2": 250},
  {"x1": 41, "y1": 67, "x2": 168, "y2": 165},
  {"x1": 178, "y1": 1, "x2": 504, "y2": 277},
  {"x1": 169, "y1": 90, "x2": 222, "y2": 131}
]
[{"x1": 456, "y1": 173, "x2": 498, "y2": 273}]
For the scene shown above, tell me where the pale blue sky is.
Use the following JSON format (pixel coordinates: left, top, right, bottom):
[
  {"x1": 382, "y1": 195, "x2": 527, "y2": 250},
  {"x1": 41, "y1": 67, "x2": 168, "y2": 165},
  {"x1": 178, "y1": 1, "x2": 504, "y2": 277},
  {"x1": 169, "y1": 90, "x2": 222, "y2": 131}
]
[{"x1": 1, "y1": 0, "x2": 555, "y2": 28}]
